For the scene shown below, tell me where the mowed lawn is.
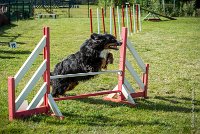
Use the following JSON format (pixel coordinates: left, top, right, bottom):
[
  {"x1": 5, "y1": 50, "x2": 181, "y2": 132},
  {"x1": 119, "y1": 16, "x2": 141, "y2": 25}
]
[{"x1": 0, "y1": 17, "x2": 200, "y2": 133}]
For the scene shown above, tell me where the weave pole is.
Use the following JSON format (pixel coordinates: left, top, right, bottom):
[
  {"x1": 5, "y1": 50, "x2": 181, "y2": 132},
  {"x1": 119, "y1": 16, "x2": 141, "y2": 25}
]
[
  {"x1": 136, "y1": 4, "x2": 139, "y2": 32},
  {"x1": 101, "y1": 7, "x2": 105, "y2": 33},
  {"x1": 97, "y1": 8, "x2": 100, "y2": 34},
  {"x1": 117, "y1": 6, "x2": 121, "y2": 38},
  {"x1": 110, "y1": 7, "x2": 112, "y2": 34},
  {"x1": 112, "y1": 7, "x2": 117, "y2": 38},
  {"x1": 90, "y1": 8, "x2": 93, "y2": 33},
  {"x1": 129, "y1": 4, "x2": 133, "y2": 33},
  {"x1": 125, "y1": 4, "x2": 130, "y2": 36},
  {"x1": 122, "y1": 5, "x2": 125, "y2": 27}
]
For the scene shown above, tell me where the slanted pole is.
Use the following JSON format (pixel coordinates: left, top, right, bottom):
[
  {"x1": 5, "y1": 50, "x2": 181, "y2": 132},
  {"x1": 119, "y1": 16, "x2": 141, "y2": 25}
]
[{"x1": 118, "y1": 27, "x2": 128, "y2": 100}]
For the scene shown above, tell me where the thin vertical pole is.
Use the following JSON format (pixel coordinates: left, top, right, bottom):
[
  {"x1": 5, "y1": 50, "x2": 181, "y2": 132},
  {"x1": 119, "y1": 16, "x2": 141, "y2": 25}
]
[
  {"x1": 138, "y1": 4, "x2": 142, "y2": 32},
  {"x1": 110, "y1": 6, "x2": 112, "y2": 34},
  {"x1": 125, "y1": 4, "x2": 129, "y2": 36},
  {"x1": 8, "y1": 77, "x2": 15, "y2": 121},
  {"x1": 129, "y1": 4, "x2": 133, "y2": 33},
  {"x1": 89, "y1": 8, "x2": 93, "y2": 33},
  {"x1": 133, "y1": 4, "x2": 136, "y2": 33},
  {"x1": 136, "y1": 4, "x2": 139, "y2": 32},
  {"x1": 101, "y1": 8, "x2": 105, "y2": 33},
  {"x1": 97, "y1": 8, "x2": 100, "y2": 34},
  {"x1": 117, "y1": 6, "x2": 121, "y2": 39},
  {"x1": 122, "y1": 5, "x2": 125, "y2": 27},
  {"x1": 88, "y1": 0, "x2": 89, "y2": 18},
  {"x1": 43, "y1": 27, "x2": 50, "y2": 113},
  {"x1": 143, "y1": 64, "x2": 149, "y2": 98},
  {"x1": 118, "y1": 27, "x2": 127, "y2": 101},
  {"x1": 112, "y1": 7, "x2": 117, "y2": 38}
]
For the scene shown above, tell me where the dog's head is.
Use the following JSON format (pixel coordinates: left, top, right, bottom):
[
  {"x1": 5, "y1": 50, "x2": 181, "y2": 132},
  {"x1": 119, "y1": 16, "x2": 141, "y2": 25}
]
[{"x1": 90, "y1": 33, "x2": 122, "y2": 51}]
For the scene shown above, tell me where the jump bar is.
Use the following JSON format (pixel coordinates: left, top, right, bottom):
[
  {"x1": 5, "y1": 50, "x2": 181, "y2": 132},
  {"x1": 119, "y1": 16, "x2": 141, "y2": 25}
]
[{"x1": 50, "y1": 70, "x2": 122, "y2": 79}]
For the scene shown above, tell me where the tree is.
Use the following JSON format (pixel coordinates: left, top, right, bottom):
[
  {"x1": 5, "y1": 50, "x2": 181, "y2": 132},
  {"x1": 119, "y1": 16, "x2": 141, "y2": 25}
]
[{"x1": 194, "y1": 0, "x2": 200, "y2": 9}]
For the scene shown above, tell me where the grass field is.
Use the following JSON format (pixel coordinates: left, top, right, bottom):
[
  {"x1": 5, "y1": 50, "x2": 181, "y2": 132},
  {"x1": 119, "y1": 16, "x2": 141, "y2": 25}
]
[{"x1": 0, "y1": 17, "x2": 200, "y2": 134}]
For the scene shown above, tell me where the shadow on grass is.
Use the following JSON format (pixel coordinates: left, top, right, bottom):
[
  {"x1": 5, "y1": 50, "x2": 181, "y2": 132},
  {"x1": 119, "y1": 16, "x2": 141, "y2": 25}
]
[
  {"x1": 0, "y1": 50, "x2": 31, "y2": 59},
  {"x1": 0, "y1": 55, "x2": 17, "y2": 59},
  {"x1": 0, "y1": 50, "x2": 31, "y2": 55},
  {"x1": 75, "y1": 97, "x2": 200, "y2": 113},
  {"x1": 137, "y1": 96, "x2": 200, "y2": 113},
  {"x1": 0, "y1": 23, "x2": 26, "y2": 45},
  {"x1": 46, "y1": 112, "x2": 170, "y2": 127}
]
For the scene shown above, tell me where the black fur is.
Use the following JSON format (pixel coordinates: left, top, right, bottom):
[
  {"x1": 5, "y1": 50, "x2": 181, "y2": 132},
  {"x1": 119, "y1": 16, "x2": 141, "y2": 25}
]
[{"x1": 51, "y1": 33, "x2": 122, "y2": 97}]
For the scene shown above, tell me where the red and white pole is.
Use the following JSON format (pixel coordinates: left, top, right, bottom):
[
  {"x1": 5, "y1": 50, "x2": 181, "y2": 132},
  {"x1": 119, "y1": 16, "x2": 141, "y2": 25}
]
[
  {"x1": 43, "y1": 27, "x2": 50, "y2": 112},
  {"x1": 118, "y1": 27, "x2": 127, "y2": 100}
]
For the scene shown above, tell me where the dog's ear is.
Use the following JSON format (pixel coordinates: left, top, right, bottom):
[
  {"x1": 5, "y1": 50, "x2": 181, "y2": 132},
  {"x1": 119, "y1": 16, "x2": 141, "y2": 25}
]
[{"x1": 91, "y1": 33, "x2": 103, "y2": 40}]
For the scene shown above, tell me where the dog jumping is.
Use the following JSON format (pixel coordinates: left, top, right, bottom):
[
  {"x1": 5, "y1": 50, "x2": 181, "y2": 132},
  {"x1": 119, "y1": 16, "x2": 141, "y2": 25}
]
[{"x1": 51, "y1": 33, "x2": 122, "y2": 97}]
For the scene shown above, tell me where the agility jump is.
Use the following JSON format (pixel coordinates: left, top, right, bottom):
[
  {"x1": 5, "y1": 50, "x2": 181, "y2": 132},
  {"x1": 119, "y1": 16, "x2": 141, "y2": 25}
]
[
  {"x1": 8, "y1": 27, "x2": 149, "y2": 120},
  {"x1": 90, "y1": 4, "x2": 142, "y2": 37}
]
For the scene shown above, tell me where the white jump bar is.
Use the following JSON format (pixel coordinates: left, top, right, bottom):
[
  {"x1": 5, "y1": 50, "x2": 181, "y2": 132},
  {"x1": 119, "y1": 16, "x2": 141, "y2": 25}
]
[
  {"x1": 50, "y1": 70, "x2": 122, "y2": 79},
  {"x1": 127, "y1": 39, "x2": 146, "y2": 73}
]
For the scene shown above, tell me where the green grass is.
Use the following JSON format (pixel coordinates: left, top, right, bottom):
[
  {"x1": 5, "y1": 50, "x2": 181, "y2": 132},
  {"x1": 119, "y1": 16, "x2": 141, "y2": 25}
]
[{"x1": 0, "y1": 17, "x2": 200, "y2": 133}]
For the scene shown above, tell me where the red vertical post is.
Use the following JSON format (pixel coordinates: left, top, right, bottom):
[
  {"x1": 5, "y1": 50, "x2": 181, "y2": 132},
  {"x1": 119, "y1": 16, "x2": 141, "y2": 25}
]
[
  {"x1": 90, "y1": 8, "x2": 93, "y2": 33},
  {"x1": 129, "y1": 4, "x2": 133, "y2": 33},
  {"x1": 143, "y1": 64, "x2": 149, "y2": 98},
  {"x1": 43, "y1": 27, "x2": 50, "y2": 112},
  {"x1": 8, "y1": 77, "x2": 15, "y2": 121},
  {"x1": 121, "y1": 5, "x2": 125, "y2": 27},
  {"x1": 101, "y1": 7, "x2": 105, "y2": 33},
  {"x1": 136, "y1": 4, "x2": 139, "y2": 32},
  {"x1": 118, "y1": 27, "x2": 127, "y2": 101},
  {"x1": 112, "y1": 7, "x2": 117, "y2": 38}
]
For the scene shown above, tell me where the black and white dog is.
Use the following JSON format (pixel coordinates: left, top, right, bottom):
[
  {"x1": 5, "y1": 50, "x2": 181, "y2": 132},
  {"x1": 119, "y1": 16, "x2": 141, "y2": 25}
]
[{"x1": 51, "y1": 33, "x2": 122, "y2": 97}]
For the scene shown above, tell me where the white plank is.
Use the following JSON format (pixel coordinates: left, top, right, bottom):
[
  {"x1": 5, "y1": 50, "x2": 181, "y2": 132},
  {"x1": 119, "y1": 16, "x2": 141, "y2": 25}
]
[
  {"x1": 122, "y1": 85, "x2": 135, "y2": 104},
  {"x1": 18, "y1": 100, "x2": 28, "y2": 111},
  {"x1": 14, "y1": 36, "x2": 46, "y2": 86},
  {"x1": 26, "y1": 83, "x2": 47, "y2": 110},
  {"x1": 126, "y1": 60, "x2": 145, "y2": 90},
  {"x1": 106, "y1": 85, "x2": 119, "y2": 99},
  {"x1": 124, "y1": 78, "x2": 135, "y2": 93},
  {"x1": 15, "y1": 60, "x2": 47, "y2": 111},
  {"x1": 48, "y1": 94, "x2": 63, "y2": 117},
  {"x1": 50, "y1": 70, "x2": 121, "y2": 79},
  {"x1": 127, "y1": 39, "x2": 146, "y2": 72}
]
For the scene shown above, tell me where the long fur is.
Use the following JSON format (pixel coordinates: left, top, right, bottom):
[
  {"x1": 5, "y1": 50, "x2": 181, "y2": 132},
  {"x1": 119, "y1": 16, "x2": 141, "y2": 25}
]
[{"x1": 51, "y1": 33, "x2": 121, "y2": 97}]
